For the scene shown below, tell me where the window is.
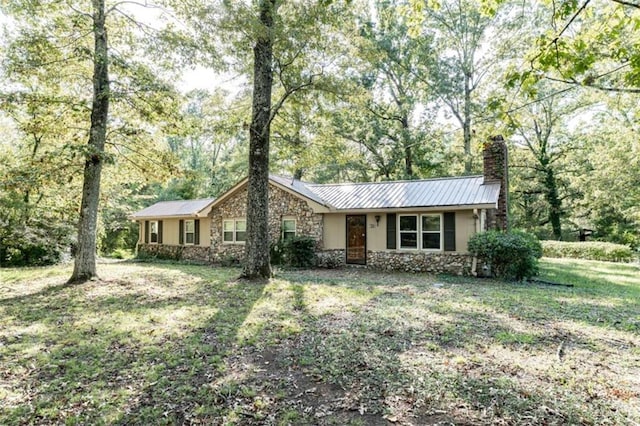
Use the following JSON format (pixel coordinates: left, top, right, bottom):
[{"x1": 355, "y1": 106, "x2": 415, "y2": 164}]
[
  {"x1": 150, "y1": 221, "x2": 158, "y2": 243},
  {"x1": 397, "y1": 214, "x2": 442, "y2": 251},
  {"x1": 282, "y1": 219, "x2": 296, "y2": 241},
  {"x1": 223, "y1": 219, "x2": 246, "y2": 243},
  {"x1": 185, "y1": 220, "x2": 195, "y2": 245},
  {"x1": 421, "y1": 214, "x2": 441, "y2": 250},
  {"x1": 399, "y1": 215, "x2": 418, "y2": 249}
]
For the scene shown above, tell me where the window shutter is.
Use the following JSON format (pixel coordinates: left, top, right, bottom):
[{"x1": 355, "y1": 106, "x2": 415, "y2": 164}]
[
  {"x1": 444, "y1": 212, "x2": 456, "y2": 252},
  {"x1": 386, "y1": 213, "x2": 396, "y2": 249},
  {"x1": 144, "y1": 221, "x2": 149, "y2": 244},
  {"x1": 179, "y1": 220, "x2": 184, "y2": 245},
  {"x1": 158, "y1": 220, "x2": 163, "y2": 244},
  {"x1": 194, "y1": 219, "x2": 200, "y2": 245}
]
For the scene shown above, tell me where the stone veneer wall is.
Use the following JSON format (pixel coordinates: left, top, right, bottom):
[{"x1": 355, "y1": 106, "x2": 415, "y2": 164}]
[
  {"x1": 138, "y1": 244, "x2": 211, "y2": 263},
  {"x1": 367, "y1": 251, "x2": 473, "y2": 275},
  {"x1": 316, "y1": 249, "x2": 473, "y2": 275},
  {"x1": 316, "y1": 249, "x2": 346, "y2": 268},
  {"x1": 210, "y1": 184, "x2": 324, "y2": 263}
]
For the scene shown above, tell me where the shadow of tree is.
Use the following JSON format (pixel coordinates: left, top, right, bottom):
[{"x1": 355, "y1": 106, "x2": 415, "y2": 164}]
[{"x1": 1, "y1": 263, "x2": 637, "y2": 424}]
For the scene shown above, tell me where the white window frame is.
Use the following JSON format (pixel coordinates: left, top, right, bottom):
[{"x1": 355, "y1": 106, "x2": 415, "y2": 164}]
[
  {"x1": 398, "y1": 215, "x2": 419, "y2": 250},
  {"x1": 150, "y1": 220, "x2": 159, "y2": 244},
  {"x1": 282, "y1": 218, "x2": 296, "y2": 241},
  {"x1": 421, "y1": 213, "x2": 443, "y2": 251},
  {"x1": 397, "y1": 213, "x2": 444, "y2": 252},
  {"x1": 222, "y1": 219, "x2": 246, "y2": 244},
  {"x1": 185, "y1": 219, "x2": 195, "y2": 245}
]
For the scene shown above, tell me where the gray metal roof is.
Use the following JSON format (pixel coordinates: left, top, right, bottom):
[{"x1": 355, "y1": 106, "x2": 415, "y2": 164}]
[
  {"x1": 305, "y1": 176, "x2": 500, "y2": 210},
  {"x1": 131, "y1": 198, "x2": 216, "y2": 219}
]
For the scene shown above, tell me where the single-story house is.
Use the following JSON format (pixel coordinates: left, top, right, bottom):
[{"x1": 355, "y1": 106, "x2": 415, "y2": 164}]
[
  {"x1": 131, "y1": 137, "x2": 508, "y2": 275},
  {"x1": 130, "y1": 197, "x2": 216, "y2": 262}
]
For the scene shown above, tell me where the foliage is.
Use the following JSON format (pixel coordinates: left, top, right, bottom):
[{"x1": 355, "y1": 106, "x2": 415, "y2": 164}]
[
  {"x1": 514, "y1": 0, "x2": 640, "y2": 93},
  {"x1": 0, "y1": 222, "x2": 71, "y2": 267},
  {"x1": 468, "y1": 230, "x2": 542, "y2": 280},
  {"x1": 1, "y1": 260, "x2": 639, "y2": 424},
  {"x1": 542, "y1": 240, "x2": 634, "y2": 263},
  {"x1": 271, "y1": 236, "x2": 317, "y2": 268}
]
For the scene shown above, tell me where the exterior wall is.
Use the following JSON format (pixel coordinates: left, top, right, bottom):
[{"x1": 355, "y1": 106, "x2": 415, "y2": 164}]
[
  {"x1": 323, "y1": 214, "x2": 346, "y2": 250},
  {"x1": 455, "y1": 210, "x2": 476, "y2": 253},
  {"x1": 210, "y1": 183, "x2": 324, "y2": 263},
  {"x1": 315, "y1": 249, "x2": 472, "y2": 275},
  {"x1": 323, "y1": 210, "x2": 478, "y2": 254},
  {"x1": 137, "y1": 219, "x2": 211, "y2": 246},
  {"x1": 366, "y1": 213, "x2": 386, "y2": 251},
  {"x1": 162, "y1": 219, "x2": 180, "y2": 245},
  {"x1": 366, "y1": 251, "x2": 473, "y2": 275},
  {"x1": 137, "y1": 244, "x2": 211, "y2": 263}
]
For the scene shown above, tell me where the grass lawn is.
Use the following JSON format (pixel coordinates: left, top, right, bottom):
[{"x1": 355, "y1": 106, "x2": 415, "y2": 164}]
[{"x1": 1, "y1": 258, "x2": 638, "y2": 425}]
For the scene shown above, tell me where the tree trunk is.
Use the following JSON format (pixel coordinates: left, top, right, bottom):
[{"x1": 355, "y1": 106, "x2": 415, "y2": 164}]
[
  {"x1": 463, "y1": 72, "x2": 472, "y2": 174},
  {"x1": 241, "y1": 0, "x2": 275, "y2": 280},
  {"x1": 544, "y1": 166, "x2": 563, "y2": 240},
  {"x1": 401, "y1": 116, "x2": 414, "y2": 178},
  {"x1": 68, "y1": 0, "x2": 109, "y2": 283}
]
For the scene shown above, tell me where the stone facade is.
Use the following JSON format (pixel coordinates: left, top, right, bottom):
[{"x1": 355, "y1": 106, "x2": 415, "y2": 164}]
[
  {"x1": 315, "y1": 249, "x2": 473, "y2": 275},
  {"x1": 316, "y1": 249, "x2": 346, "y2": 268},
  {"x1": 366, "y1": 251, "x2": 473, "y2": 275},
  {"x1": 138, "y1": 243, "x2": 211, "y2": 263},
  {"x1": 210, "y1": 183, "x2": 324, "y2": 263}
]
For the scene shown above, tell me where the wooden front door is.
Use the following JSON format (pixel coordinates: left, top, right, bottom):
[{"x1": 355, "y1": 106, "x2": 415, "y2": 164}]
[{"x1": 346, "y1": 215, "x2": 367, "y2": 265}]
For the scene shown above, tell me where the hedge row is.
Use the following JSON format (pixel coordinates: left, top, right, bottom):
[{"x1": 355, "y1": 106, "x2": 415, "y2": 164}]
[{"x1": 542, "y1": 241, "x2": 634, "y2": 262}]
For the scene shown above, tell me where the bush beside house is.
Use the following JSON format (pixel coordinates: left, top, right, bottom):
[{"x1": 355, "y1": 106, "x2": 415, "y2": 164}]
[{"x1": 468, "y1": 230, "x2": 542, "y2": 281}]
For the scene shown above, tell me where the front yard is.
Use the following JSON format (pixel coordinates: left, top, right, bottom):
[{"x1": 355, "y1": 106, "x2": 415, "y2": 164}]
[{"x1": 1, "y1": 258, "x2": 638, "y2": 425}]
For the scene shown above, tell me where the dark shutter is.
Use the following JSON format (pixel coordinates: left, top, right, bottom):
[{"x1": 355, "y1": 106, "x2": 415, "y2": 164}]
[
  {"x1": 158, "y1": 220, "x2": 163, "y2": 244},
  {"x1": 179, "y1": 220, "x2": 184, "y2": 245},
  {"x1": 144, "y1": 221, "x2": 149, "y2": 244},
  {"x1": 386, "y1": 213, "x2": 396, "y2": 249},
  {"x1": 444, "y1": 212, "x2": 456, "y2": 252},
  {"x1": 194, "y1": 219, "x2": 200, "y2": 245}
]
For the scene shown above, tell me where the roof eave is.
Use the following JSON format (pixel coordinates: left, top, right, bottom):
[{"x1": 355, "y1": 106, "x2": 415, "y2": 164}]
[
  {"x1": 325, "y1": 203, "x2": 498, "y2": 214},
  {"x1": 129, "y1": 214, "x2": 202, "y2": 221}
]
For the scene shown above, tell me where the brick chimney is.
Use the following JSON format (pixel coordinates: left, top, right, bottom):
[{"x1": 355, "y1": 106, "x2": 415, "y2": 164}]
[{"x1": 483, "y1": 135, "x2": 508, "y2": 231}]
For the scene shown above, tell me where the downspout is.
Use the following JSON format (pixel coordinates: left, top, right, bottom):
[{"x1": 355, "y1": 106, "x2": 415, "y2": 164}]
[{"x1": 472, "y1": 209, "x2": 479, "y2": 276}]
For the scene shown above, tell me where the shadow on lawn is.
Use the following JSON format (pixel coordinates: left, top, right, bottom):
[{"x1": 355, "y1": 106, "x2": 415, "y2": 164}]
[
  {"x1": 0, "y1": 264, "x2": 267, "y2": 425},
  {"x1": 2, "y1": 263, "x2": 636, "y2": 424}
]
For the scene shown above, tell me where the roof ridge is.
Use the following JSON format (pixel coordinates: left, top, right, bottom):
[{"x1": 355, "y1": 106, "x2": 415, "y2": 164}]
[
  {"x1": 307, "y1": 175, "x2": 483, "y2": 187},
  {"x1": 155, "y1": 197, "x2": 216, "y2": 204}
]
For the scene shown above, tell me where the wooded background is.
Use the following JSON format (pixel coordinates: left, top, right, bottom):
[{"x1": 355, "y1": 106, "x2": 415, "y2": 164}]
[{"x1": 1, "y1": 0, "x2": 638, "y2": 268}]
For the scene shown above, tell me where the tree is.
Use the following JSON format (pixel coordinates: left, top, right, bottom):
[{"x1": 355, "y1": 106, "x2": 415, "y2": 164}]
[
  {"x1": 505, "y1": 84, "x2": 586, "y2": 240},
  {"x1": 172, "y1": 0, "x2": 353, "y2": 278},
  {"x1": 513, "y1": 0, "x2": 640, "y2": 93},
  {"x1": 69, "y1": 0, "x2": 110, "y2": 282},
  {"x1": 242, "y1": 0, "x2": 277, "y2": 279},
  {"x1": 415, "y1": 0, "x2": 518, "y2": 173},
  {"x1": 571, "y1": 93, "x2": 640, "y2": 248},
  {"x1": 325, "y1": 0, "x2": 451, "y2": 181},
  {"x1": 1, "y1": 1, "x2": 182, "y2": 274}
]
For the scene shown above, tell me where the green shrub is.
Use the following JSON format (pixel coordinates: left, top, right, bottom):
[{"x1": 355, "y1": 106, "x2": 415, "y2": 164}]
[
  {"x1": 108, "y1": 248, "x2": 134, "y2": 259},
  {"x1": 468, "y1": 230, "x2": 542, "y2": 281},
  {"x1": 0, "y1": 222, "x2": 71, "y2": 267},
  {"x1": 271, "y1": 236, "x2": 317, "y2": 268},
  {"x1": 541, "y1": 241, "x2": 633, "y2": 262},
  {"x1": 270, "y1": 240, "x2": 286, "y2": 266}
]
